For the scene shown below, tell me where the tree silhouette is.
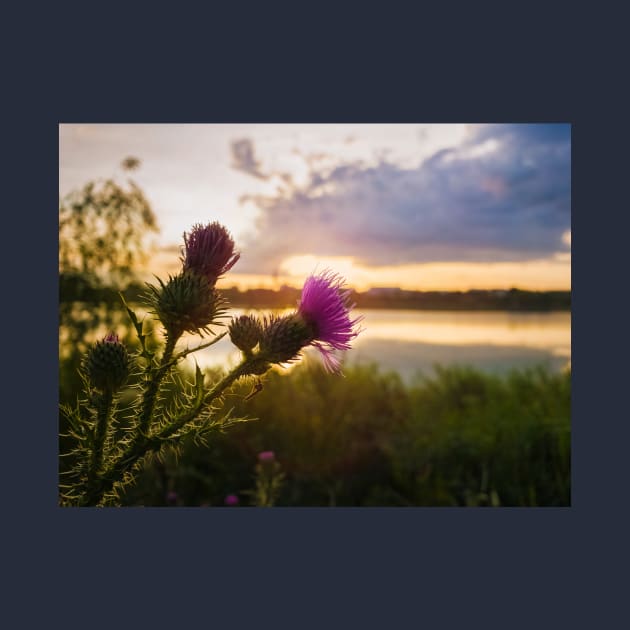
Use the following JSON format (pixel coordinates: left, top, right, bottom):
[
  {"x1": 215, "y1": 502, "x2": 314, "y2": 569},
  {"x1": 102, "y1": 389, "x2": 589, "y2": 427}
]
[
  {"x1": 59, "y1": 156, "x2": 158, "y2": 290},
  {"x1": 59, "y1": 157, "x2": 160, "y2": 393}
]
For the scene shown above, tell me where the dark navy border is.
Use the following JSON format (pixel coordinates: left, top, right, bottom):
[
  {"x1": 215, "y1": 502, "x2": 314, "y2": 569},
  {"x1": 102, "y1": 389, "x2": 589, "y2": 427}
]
[{"x1": 6, "y1": 4, "x2": 625, "y2": 628}]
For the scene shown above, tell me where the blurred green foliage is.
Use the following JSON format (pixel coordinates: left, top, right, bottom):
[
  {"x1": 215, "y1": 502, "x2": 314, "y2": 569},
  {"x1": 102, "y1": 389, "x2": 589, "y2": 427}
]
[
  {"x1": 118, "y1": 361, "x2": 570, "y2": 507},
  {"x1": 59, "y1": 159, "x2": 158, "y2": 287},
  {"x1": 59, "y1": 157, "x2": 159, "y2": 358},
  {"x1": 59, "y1": 159, "x2": 160, "y2": 462}
]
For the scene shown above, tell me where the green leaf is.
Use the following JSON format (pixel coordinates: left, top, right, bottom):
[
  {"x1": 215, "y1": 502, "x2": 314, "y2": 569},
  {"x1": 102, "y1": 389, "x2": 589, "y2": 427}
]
[
  {"x1": 119, "y1": 292, "x2": 154, "y2": 360},
  {"x1": 194, "y1": 362, "x2": 205, "y2": 406},
  {"x1": 119, "y1": 293, "x2": 142, "y2": 337}
]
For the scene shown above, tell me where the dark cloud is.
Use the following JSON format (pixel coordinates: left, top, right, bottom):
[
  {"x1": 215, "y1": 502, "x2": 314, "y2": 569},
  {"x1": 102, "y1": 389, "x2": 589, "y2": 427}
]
[
  {"x1": 237, "y1": 124, "x2": 571, "y2": 272},
  {"x1": 230, "y1": 138, "x2": 268, "y2": 180}
]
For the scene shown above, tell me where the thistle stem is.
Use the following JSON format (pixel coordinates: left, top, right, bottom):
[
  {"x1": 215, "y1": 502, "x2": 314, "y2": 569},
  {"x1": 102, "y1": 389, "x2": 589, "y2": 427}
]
[
  {"x1": 157, "y1": 358, "x2": 251, "y2": 441},
  {"x1": 82, "y1": 357, "x2": 254, "y2": 506},
  {"x1": 207, "y1": 360, "x2": 251, "y2": 403},
  {"x1": 83, "y1": 389, "x2": 113, "y2": 504},
  {"x1": 137, "y1": 333, "x2": 178, "y2": 436},
  {"x1": 78, "y1": 334, "x2": 178, "y2": 506},
  {"x1": 94, "y1": 390, "x2": 113, "y2": 468}
]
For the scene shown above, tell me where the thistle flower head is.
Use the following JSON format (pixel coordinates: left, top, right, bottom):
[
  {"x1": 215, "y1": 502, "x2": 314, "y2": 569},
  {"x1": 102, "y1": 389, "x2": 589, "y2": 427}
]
[
  {"x1": 258, "y1": 451, "x2": 275, "y2": 462},
  {"x1": 224, "y1": 494, "x2": 239, "y2": 506},
  {"x1": 182, "y1": 222, "x2": 240, "y2": 285},
  {"x1": 297, "y1": 270, "x2": 364, "y2": 373},
  {"x1": 84, "y1": 332, "x2": 130, "y2": 392},
  {"x1": 147, "y1": 271, "x2": 227, "y2": 338},
  {"x1": 258, "y1": 313, "x2": 314, "y2": 365}
]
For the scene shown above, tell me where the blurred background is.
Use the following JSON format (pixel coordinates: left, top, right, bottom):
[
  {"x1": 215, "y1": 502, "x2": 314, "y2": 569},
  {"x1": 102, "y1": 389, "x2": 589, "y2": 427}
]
[{"x1": 59, "y1": 123, "x2": 571, "y2": 507}]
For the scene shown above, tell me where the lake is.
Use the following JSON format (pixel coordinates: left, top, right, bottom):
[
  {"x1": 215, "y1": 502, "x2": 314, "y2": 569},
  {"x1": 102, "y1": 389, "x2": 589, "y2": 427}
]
[{"x1": 180, "y1": 309, "x2": 571, "y2": 381}]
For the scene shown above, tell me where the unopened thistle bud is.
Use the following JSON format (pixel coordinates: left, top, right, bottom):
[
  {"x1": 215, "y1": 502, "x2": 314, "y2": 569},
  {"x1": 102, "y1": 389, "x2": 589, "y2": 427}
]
[
  {"x1": 229, "y1": 314, "x2": 263, "y2": 354},
  {"x1": 148, "y1": 271, "x2": 227, "y2": 338},
  {"x1": 258, "y1": 314, "x2": 314, "y2": 364},
  {"x1": 84, "y1": 333, "x2": 130, "y2": 392}
]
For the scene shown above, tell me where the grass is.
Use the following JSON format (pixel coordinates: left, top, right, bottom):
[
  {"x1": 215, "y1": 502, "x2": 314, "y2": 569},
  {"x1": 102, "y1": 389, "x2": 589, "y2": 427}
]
[{"x1": 116, "y1": 360, "x2": 570, "y2": 507}]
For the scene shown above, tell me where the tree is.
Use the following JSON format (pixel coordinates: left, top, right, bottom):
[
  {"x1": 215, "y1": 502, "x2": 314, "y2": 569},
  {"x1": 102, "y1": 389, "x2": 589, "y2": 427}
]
[
  {"x1": 59, "y1": 157, "x2": 160, "y2": 391},
  {"x1": 59, "y1": 157, "x2": 159, "y2": 292}
]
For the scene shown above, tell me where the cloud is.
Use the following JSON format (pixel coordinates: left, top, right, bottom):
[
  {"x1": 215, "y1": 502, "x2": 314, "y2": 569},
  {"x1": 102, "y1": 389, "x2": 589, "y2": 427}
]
[
  {"x1": 236, "y1": 124, "x2": 571, "y2": 273},
  {"x1": 230, "y1": 138, "x2": 268, "y2": 180}
]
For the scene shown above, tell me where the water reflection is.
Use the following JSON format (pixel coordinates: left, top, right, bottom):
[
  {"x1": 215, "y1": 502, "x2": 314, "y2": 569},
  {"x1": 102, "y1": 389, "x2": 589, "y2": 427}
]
[{"x1": 179, "y1": 309, "x2": 571, "y2": 381}]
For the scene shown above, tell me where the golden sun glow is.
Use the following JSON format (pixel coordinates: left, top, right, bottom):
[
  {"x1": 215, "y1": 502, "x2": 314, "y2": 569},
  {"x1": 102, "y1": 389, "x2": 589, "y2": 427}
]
[
  {"x1": 277, "y1": 254, "x2": 570, "y2": 291},
  {"x1": 141, "y1": 249, "x2": 571, "y2": 292}
]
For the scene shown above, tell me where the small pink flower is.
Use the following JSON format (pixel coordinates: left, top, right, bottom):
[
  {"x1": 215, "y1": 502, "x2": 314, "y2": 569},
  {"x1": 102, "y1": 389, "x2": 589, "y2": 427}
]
[
  {"x1": 258, "y1": 451, "x2": 275, "y2": 462},
  {"x1": 104, "y1": 332, "x2": 119, "y2": 343},
  {"x1": 297, "y1": 270, "x2": 364, "y2": 373},
  {"x1": 224, "y1": 494, "x2": 239, "y2": 506}
]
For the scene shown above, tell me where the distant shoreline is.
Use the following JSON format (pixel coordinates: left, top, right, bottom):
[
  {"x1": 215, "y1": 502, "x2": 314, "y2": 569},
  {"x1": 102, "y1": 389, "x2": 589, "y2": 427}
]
[
  {"x1": 211, "y1": 286, "x2": 571, "y2": 312},
  {"x1": 59, "y1": 275, "x2": 571, "y2": 313}
]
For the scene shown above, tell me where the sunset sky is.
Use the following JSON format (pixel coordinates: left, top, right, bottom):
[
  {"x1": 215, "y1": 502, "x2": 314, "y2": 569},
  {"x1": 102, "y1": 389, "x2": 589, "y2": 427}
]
[{"x1": 59, "y1": 123, "x2": 571, "y2": 291}]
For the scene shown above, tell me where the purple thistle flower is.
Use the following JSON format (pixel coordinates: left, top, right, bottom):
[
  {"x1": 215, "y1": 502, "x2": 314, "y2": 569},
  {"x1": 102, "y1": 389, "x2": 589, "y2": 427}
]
[
  {"x1": 297, "y1": 270, "x2": 364, "y2": 373},
  {"x1": 258, "y1": 451, "x2": 275, "y2": 462},
  {"x1": 224, "y1": 494, "x2": 240, "y2": 506},
  {"x1": 182, "y1": 222, "x2": 240, "y2": 285},
  {"x1": 103, "y1": 332, "x2": 119, "y2": 343}
]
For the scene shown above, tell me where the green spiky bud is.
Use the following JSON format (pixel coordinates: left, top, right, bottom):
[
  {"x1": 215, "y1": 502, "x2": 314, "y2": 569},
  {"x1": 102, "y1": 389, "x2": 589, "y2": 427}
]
[
  {"x1": 258, "y1": 313, "x2": 314, "y2": 364},
  {"x1": 84, "y1": 333, "x2": 130, "y2": 392},
  {"x1": 229, "y1": 314, "x2": 263, "y2": 354},
  {"x1": 148, "y1": 271, "x2": 226, "y2": 338}
]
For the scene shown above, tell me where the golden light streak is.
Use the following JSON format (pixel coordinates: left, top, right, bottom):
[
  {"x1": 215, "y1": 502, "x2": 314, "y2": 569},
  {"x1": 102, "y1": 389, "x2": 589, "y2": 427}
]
[
  {"x1": 140, "y1": 250, "x2": 571, "y2": 292},
  {"x1": 354, "y1": 310, "x2": 571, "y2": 356}
]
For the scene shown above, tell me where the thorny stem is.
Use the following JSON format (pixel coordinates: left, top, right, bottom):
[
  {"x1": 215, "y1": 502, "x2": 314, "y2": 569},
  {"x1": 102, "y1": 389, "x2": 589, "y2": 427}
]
[
  {"x1": 137, "y1": 334, "x2": 178, "y2": 436},
  {"x1": 78, "y1": 334, "x2": 178, "y2": 506},
  {"x1": 157, "y1": 359, "x2": 251, "y2": 441},
  {"x1": 85, "y1": 389, "x2": 113, "y2": 495},
  {"x1": 80, "y1": 357, "x2": 255, "y2": 506}
]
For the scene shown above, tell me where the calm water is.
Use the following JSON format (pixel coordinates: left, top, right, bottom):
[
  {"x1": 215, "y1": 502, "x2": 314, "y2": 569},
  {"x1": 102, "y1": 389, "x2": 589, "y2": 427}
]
[{"x1": 181, "y1": 309, "x2": 571, "y2": 381}]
